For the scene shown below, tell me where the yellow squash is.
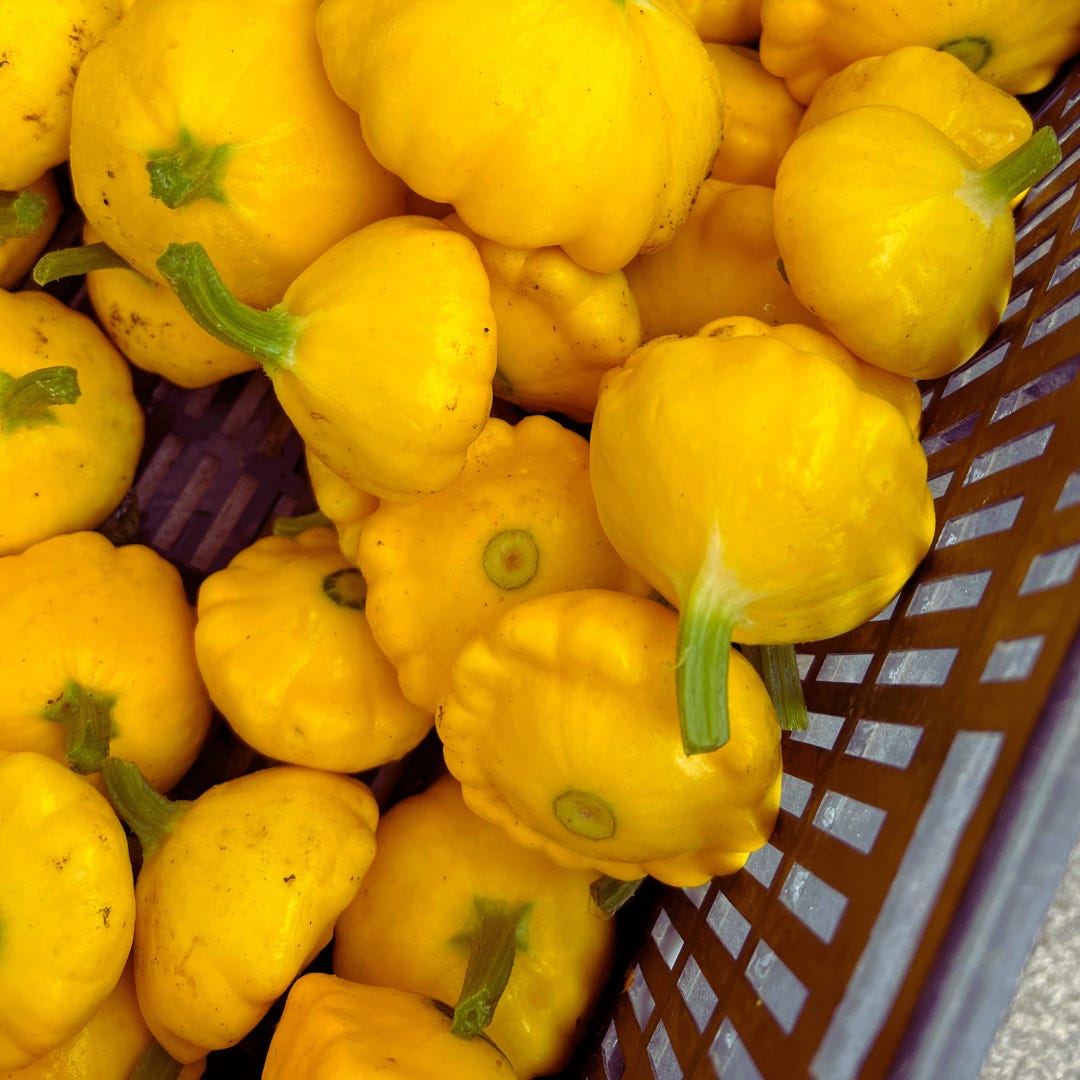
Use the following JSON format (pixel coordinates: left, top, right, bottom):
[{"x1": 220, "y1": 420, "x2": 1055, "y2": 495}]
[
  {"x1": 358, "y1": 414, "x2": 649, "y2": 715},
  {"x1": 69, "y1": 0, "x2": 405, "y2": 309},
  {"x1": 437, "y1": 590, "x2": 783, "y2": 887},
  {"x1": 264, "y1": 975, "x2": 514, "y2": 1079},
  {"x1": 195, "y1": 527, "x2": 431, "y2": 772},
  {"x1": 334, "y1": 774, "x2": 615, "y2": 1078},
  {"x1": 157, "y1": 217, "x2": 497, "y2": 502},
  {"x1": 0, "y1": 288, "x2": 144, "y2": 556},
  {"x1": 759, "y1": 0, "x2": 1080, "y2": 103},
  {"x1": 0, "y1": 531, "x2": 212, "y2": 792},
  {"x1": 102, "y1": 760, "x2": 380, "y2": 1065},
  {"x1": 304, "y1": 447, "x2": 380, "y2": 566},
  {"x1": 674, "y1": 0, "x2": 762, "y2": 43},
  {"x1": 773, "y1": 105, "x2": 1061, "y2": 379},
  {"x1": 316, "y1": 0, "x2": 722, "y2": 273},
  {"x1": 0, "y1": 752, "x2": 135, "y2": 1071},
  {"x1": 589, "y1": 317, "x2": 934, "y2": 754},
  {"x1": 0, "y1": 172, "x2": 63, "y2": 290}
]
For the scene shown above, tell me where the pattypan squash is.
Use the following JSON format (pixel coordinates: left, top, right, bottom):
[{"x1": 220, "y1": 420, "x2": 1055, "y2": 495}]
[
  {"x1": 0, "y1": 172, "x2": 62, "y2": 290},
  {"x1": 0, "y1": 0, "x2": 123, "y2": 190},
  {"x1": 102, "y1": 760, "x2": 380, "y2": 1065},
  {"x1": 445, "y1": 215, "x2": 642, "y2": 424},
  {"x1": 674, "y1": 0, "x2": 762, "y2": 43},
  {"x1": 358, "y1": 414, "x2": 648, "y2": 715},
  {"x1": 264, "y1": 975, "x2": 514, "y2": 1080},
  {"x1": 69, "y1": 0, "x2": 406, "y2": 309},
  {"x1": 0, "y1": 531, "x2": 212, "y2": 791},
  {"x1": 589, "y1": 316, "x2": 934, "y2": 754},
  {"x1": 333, "y1": 774, "x2": 615, "y2": 1078},
  {"x1": 303, "y1": 447, "x2": 380, "y2": 566},
  {"x1": 195, "y1": 527, "x2": 431, "y2": 772},
  {"x1": 0, "y1": 288, "x2": 144, "y2": 556},
  {"x1": 157, "y1": 217, "x2": 497, "y2": 502},
  {"x1": 0, "y1": 752, "x2": 135, "y2": 1071},
  {"x1": 759, "y1": 0, "x2": 1080, "y2": 103},
  {"x1": 624, "y1": 179, "x2": 820, "y2": 340},
  {"x1": 773, "y1": 105, "x2": 1061, "y2": 380},
  {"x1": 437, "y1": 590, "x2": 782, "y2": 888},
  {"x1": 316, "y1": 0, "x2": 722, "y2": 273}
]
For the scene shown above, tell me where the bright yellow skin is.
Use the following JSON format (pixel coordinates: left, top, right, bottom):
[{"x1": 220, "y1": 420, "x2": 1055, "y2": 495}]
[
  {"x1": 69, "y1": 0, "x2": 406, "y2": 308},
  {"x1": 133, "y1": 766, "x2": 380, "y2": 1064},
  {"x1": 624, "y1": 180, "x2": 821, "y2": 340},
  {"x1": 589, "y1": 322, "x2": 935, "y2": 645},
  {"x1": 194, "y1": 528, "x2": 431, "y2": 772},
  {"x1": 305, "y1": 448, "x2": 380, "y2": 566},
  {"x1": 438, "y1": 591, "x2": 783, "y2": 887},
  {"x1": 0, "y1": 959, "x2": 205, "y2": 1080},
  {"x1": 334, "y1": 774, "x2": 615, "y2": 1078},
  {"x1": 674, "y1": 0, "x2": 762, "y2": 42},
  {"x1": 773, "y1": 105, "x2": 1027, "y2": 380},
  {"x1": 0, "y1": 531, "x2": 212, "y2": 792},
  {"x1": 316, "y1": 0, "x2": 722, "y2": 273},
  {"x1": 445, "y1": 215, "x2": 642, "y2": 424},
  {"x1": 707, "y1": 45, "x2": 804, "y2": 187},
  {"x1": 0, "y1": 752, "x2": 135, "y2": 1071},
  {"x1": 358, "y1": 415, "x2": 649, "y2": 715},
  {"x1": 0, "y1": 0, "x2": 124, "y2": 189},
  {"x1": 82, "y1": 225, "x2": 257, "y2": 389},
  {"x1": 0, "y1": 172, "x2": 63, "y2": 290},
  {"x1": 0, "y1": 289, "x2": 144, "y2": 556},
  {"x1": 759, "y1": 0, "x2": 1080, "y2": 103},
  {"x1": 264, "y1": 975, "x2": 514, "y2": 1079},
  {"x1": 800, "y1": 47, "x2": 1034, "y2": 172}
]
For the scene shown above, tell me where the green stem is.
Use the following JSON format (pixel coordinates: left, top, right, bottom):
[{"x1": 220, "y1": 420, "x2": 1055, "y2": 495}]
[
  {"x1": 128, "y1": 1039, "x2": 183, "y2": 1080},
  {"x1": 590, "y1": 875, "x2": 644, "y2": 918},
  {"x1": 742, "y1": 645, "x2": 809, "y2": 732},
  {"x1": 146, "y1": 128, "x2": 231, "y2": 210},
  {"x1": 271, "y1": 509, "x2": 334, "y2": 536},
  {"x1": 0, "y1": 189, "x2": 47, "y2": 239},
  {"x1": 156, "y1": 242, "x2": 299, "y2": 372},
  {"x1": 101, "y1": 759, "x2": 191, "y2": 859},
  {"x1": 0, "y1": 366, "x2": 81, "y2": 432},
  {"x1": 961, "y1": 126, "x2": 1062, "y2": 219},
  {"x1": 937, "y1": 36, "x2": 993, "y2": 73},
  {"x1": 450, "y1": 898, "x2": 533, "y2": 1040},
  {"x1": 32, "y1": 241, "x2": 135, "y2": 286},
  {"x1": 676, "y1": 574, "x2": 737, "y2": 755},
  {"x1": 482, "y1": 529, "x2": 540, "y2": 590},
  {"x1": 42, "y1": 680, "x2": 117, "y2": 775}
]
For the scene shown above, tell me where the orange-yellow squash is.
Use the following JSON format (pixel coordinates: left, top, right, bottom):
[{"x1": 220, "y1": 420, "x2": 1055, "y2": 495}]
[{"x1": 0, "y1": 172, "x2": 63, "y2": 290}]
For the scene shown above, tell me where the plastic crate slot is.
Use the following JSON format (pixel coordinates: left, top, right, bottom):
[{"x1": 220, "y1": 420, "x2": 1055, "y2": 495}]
[
  {"x1": 941, "y1": 344, "x2": 1008, "y2": 398},
  {"x1": 1018, "y1": 541, "x2": 1080, "y2": 594},
  {"x1": 651, "y1": 909, "x2": 685, "y2": 970},
  {"x1": 779, "y1": 773, "x2": 813, "y2": 819},
  {"x1": 710, "y1": 1018, "x2": 765, "y2": 1080},
  {"x1": 876, "y1": 647, "x2": 958, "y2": 686},
  {"x1": 779, "y1": 862, "x2": 849, "y2": 945},
  {"x1": 1023, "y1": 287, "x2": 1080, "y2": 345},
  {"x1": 647, "y1": 1021, "x2": 680, "y2": 1077},
  {"x1": 151, "y1": 453, "x2": 222, "y2": 551},
  {"x1": 220, "y1": 375, "x2": 273, "y2": 437},
  {"x1": 601, "y1": 1020, "x2": 625, "y2": 1080},
  {"x1": 935, "y1": 496, "x2": 1024, "y2": 549},
  {"x1": 1048, "y1": 242, "x2": 1080, "y2": 287},
  {"x1": 870, "y1": 593, "x2": 901, "y2": 620},
  {"x1": 794, "y1": 652, "x2": 815, "y2": 679},
  {"x1": 991, "y1": 356, "x2": 1080, "y2": 422},
  {"x1": 1002, "y1": 286, "x2": 1034, "y2": 322},
  {"x1": 684, "y1": 882, "x2": 712, "y2": 908},
  {"x1": 921, "y1": 411, "x2": 980, "y2": 456},
  {"x1": 132, "y1": 431, "x2": 185, "y2": 507},
  {"x1": 920, "y1": 388, "x2": 936, "y2": 411},
  {"x1": 627, "y1": 963, "x2": 655, "y2": 1029},
  {"x1": 677, "y1": 954, "x2": 719, "y2": 1034},
  {"x1": 190, "y1": 473, "x2": 261, "y2": 572},
  {"x1": 743, "y1": 940, "x2": 809, "y2": 1036},
  {"x1": 1015, "y1": 182, "x2": 1076, "y2": 242},
  {"x1": 964, "y1": 423, "x2": 1055, "y2": 484},
  {"x1": 906, "y1": 570, "x2": 992, "y2": 615},
  {"x1": 979, "y1": 634, "x2": 1046, "y2": 683},
  {"x1": 1048, "y1": 140, "x2": 1080, "y2": 189},
  {"x1": 811, "y1": 791, "x2": 886, "y2": 855},
  {"x1": 744, "y1": 843, "x2": 782, "y2": 889},
  {"x1": 183, "y1": 383, "x2": 219, "y2": 421},
  {"x1": 1015, "y1": 235, "x2": 1055, "y2": 275},
  {"x1": 1055, "y1": 469, "x2": 1080, "y2": 510},
  {"x1": 707, "y1": 892, "x2": 751, "y2": 960},
  {"x1": 789, "y1": 711, "x2": 845, "y2": 751},
  {"x1": 816, "y1": 653, "x2": 874, "y2": 684},
  {"x1": 844, "y1": 719, "x2": 923, "y2": 770}
]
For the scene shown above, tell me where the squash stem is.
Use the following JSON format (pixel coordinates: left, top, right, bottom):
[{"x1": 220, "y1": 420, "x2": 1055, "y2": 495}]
[
  {"x1": 42, "y1": 679, "x2": 117, "y2": 775},
  {"x1": 101, "y1": 759, "x2": 191, "y2": 859},
  {"x1": 128, "y1": 1039, "x2": 183, "y2": 1080},
  {"x1": 676, "y1": 574, "x2": 737, "y2": 755},
  {"x1": 33, "y1": 241, "x2": 134, "y2": 286},
  {"x1": 450, "y1": 897, "x2": 533, "y2": 1040},
  {"x1": 0, "y1": 189, "x2": 47, "y2": 239},
  {"x1": 962, "y1": 126, "x2": 1062, "y2": 216},
  {"x1": 0, "y1": 365, "x2": 81, "y2": 431},
  {"x1": 742, "y1": 645, "x2": 809, "y2": 732},
  {"x1": 156, "y1": 241, "x2": 299, "y2": 373},
  {"x1": 146, "y1": 128, "x2": 231, "y2": 210},
  {"x1": 590, "y1": 875, "x2": 644, "y2": 918},
  {"x1": 271, "y1": 509, "x2": 334, "y2": 536}
]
